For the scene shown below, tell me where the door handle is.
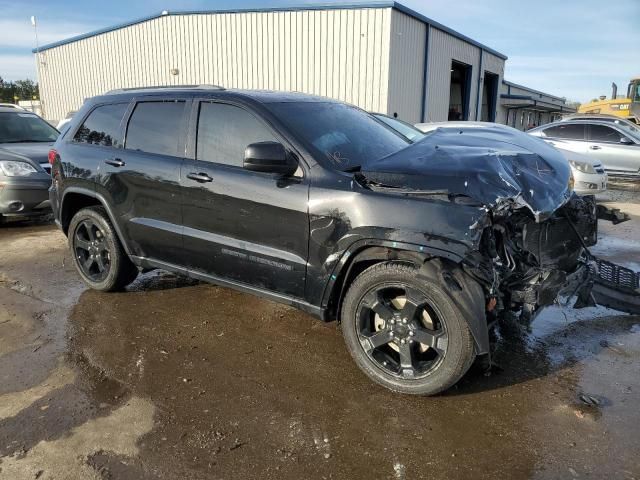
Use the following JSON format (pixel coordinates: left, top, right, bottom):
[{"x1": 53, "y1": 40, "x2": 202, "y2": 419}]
[
  {"x1": 590, "y1": 145, "x2": 602, "y2": 150},
  {"x1": 105, "y1": 158, "x2": 126, "y2": 167},
  {"x1": 187, "y1": 172, "x2": 213, "y2": 183}
]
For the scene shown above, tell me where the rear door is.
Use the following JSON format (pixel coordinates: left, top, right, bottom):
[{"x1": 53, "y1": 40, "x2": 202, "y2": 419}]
[
  {"x1": 97, "y1": 97, "x2": 190, "y2": 266},
  {"x1": 539, "y1": 123, "x2": 588, "y2": 155},
  {"x1": 180, "y1": 99, "x2": 309, "y2": 298},
  {"x1": 586, "y1": 124, "x2": 640, "y2": 174}
]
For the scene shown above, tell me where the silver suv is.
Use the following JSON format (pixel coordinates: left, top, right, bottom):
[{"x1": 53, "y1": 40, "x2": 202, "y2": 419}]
[{"x1": 528, "y1": 120, "x2": 640, "y2": 176}]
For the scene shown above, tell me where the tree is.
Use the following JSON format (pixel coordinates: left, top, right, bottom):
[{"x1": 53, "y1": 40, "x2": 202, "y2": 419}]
[{"x1": 0, "y1": 77, "x2": 40, "y2": 103}]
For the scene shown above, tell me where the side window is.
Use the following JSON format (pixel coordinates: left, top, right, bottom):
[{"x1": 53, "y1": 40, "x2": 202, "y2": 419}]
[
  {"x1": 542, "y1": 124, "x2": 585, "y2": 140},
  {"x1": 589, "y1": 125, "x2": 624, "y2": 143},
  {"x1": 196, "y1": 102, "x2": 277, "y2": 167},
  {"x1": 125, "y1": 101, "x2": 185, "y2": 157},
  {"x1": 73, "y1": 103, "x2": 128, "y2": 147}
]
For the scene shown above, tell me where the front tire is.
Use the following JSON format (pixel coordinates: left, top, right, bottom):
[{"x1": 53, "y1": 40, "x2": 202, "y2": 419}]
[
  {"x1": 341, "y1": 261, "x2": 476, "y2": 395},
  {"x1": 68, "y1": 206, "x2": 138, "y2": 291}
]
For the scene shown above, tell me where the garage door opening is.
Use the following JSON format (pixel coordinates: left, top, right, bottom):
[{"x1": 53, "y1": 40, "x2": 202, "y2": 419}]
[
  {"x1": 448, "y1": 61, "x2": 472, "y2": 121},
  {"x1": 481, "y1": 72, "x2": 499, "y2": 122}
]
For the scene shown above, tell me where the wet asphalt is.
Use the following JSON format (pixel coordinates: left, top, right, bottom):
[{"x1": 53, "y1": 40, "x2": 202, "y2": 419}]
[{"x1": 0, "y1": 188, "x2": 639, "y2": 480}]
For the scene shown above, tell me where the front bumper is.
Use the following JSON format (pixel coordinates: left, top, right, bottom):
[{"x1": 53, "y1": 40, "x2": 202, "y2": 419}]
[
  {"x1": 573, "y1": 170, "x2": 607, "y2": 194},
  {"x1": 0, "y1": 177, "x2": 52, "y2": 216}
]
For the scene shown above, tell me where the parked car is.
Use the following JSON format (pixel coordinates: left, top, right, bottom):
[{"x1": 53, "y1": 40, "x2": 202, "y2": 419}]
[
  {"x1": 0, "y1": 103, "x2": 25, "y2": 110},
  {"x1": 414, "y1": 121, "x2": 607, "y2": 194},
  {"x1": 0, "y1": 106, "x2": 59, "y2": 174},
  {"x1": 0, "y1": 148, "x2": 52, "y2": 222},
  {"x1": 50, "y1": 86, "x2": 605, "y2": 395},
  {"x1": 528, "y1": 120, "x2": 640, "y2": 176},
  {"x1": 372, "y1": 113, "x2": 426, "y2": 143},
  {"x1": 56, "y1": 110, "x2": 77, "y2": 132},
  {"x1": 561, "y1": 113, "x2": 640, "y2": 133}
]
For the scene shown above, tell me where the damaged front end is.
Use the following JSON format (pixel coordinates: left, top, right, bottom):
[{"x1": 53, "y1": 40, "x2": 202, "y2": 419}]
[
  {"x1": 466, "y1": 194, "x2": 598, "y2": 323},
  {"x1": 360, "y1": 126, "x2": 638, "y2": 322}
]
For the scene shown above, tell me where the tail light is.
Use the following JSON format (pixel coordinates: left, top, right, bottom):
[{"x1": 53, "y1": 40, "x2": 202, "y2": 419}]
[{"x1": 48, "y1": 149, "x2": 58, "y2": 165}]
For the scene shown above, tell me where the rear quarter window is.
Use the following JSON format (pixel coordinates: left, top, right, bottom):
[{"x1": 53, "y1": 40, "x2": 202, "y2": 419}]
[{"x1": 73, "y1": 103, "x2": 128, "y2": 147}]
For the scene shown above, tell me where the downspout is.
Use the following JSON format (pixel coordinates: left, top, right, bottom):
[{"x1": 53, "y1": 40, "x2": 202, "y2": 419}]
[
  {"x1": 475, "y1": 49, "x2": 483, "y2": 120},
  {"x1": 420, "y1": 24, "x2": 431, "y2": 123}
]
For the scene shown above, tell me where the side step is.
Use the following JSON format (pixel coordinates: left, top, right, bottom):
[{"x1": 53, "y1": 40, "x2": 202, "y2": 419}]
[{"x1": 591, "y1": 258, "x2": 640, "y2": 315}]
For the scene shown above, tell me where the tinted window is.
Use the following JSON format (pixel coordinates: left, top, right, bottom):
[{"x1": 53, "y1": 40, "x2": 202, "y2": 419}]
[
  {"x1": 266, "y1": 102, "x2": 409, "y2": 171},
  {"x1": 126, "y1": 101, "x2": 185, "y2": 156},
  {"x1": 196, "y1": 102, "x2": 277, "y2": 167},
  {"x1": 0, "y1": 112, "x2": 58, "y2": 143},
  {"x1": 542, "y1": 124, "x2": 585, "y2": 140},
  {"x1": 589, "y1": 125, "x2": 624, "y2": 143},
  {"x1": 73, "y1": 103, "x2": 127, "y2": 147}
]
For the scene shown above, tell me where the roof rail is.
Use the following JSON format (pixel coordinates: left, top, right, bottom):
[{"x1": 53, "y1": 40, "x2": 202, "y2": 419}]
[{"x1": 105, "y1": 84, "x2": 225, "y2": 94}]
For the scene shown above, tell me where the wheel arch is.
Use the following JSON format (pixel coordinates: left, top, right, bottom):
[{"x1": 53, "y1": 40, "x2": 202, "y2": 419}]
[
  {"x1": 60, "y1": 187, "x2": 132, "y2": 255},
  {"x1": 321, "y1": 239, "x2": 463, "y2": 320},
  {"x1": 323, "y1": 241, "x2": 490, "y2": 355}
]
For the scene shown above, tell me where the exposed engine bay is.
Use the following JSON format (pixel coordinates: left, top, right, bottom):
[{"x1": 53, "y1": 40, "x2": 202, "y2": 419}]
[{"x1": 467, "y1": 194, "x2": 598, "y2": 322}]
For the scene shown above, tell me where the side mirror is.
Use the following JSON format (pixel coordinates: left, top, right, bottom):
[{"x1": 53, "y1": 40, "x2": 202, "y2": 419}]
[
  {"x1": 620, "y1": 136, "x2": 634, "y2": 145},
  {"x1": 243, "y1": 142, "x2": 297, "y2": 175}
]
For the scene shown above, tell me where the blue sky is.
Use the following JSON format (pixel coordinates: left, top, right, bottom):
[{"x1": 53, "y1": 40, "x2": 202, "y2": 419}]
[{"x1": 1, "y1": 0, "x2": 638, "y2": 103}]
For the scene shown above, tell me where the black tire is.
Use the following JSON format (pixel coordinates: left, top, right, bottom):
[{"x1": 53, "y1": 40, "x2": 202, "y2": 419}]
[
  {"x1": 68, "y1": 206, "x2": 138, "y2": 291},
  {"x1": 341, "y1": 261, "x2": 476, "y2": 395}
]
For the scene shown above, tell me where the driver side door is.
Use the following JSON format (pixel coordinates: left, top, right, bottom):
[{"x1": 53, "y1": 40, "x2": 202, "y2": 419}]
[
  {"x1": 180, "y1": 100, "x2": 309, "y2": 298},
  {"x1": 586, "y1": 124, "x2": 640, "y2": 174}
]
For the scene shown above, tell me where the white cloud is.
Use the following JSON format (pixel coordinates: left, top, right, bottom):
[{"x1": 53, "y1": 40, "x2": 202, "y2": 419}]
[
  {"x1": 0, "y1": 18, "x2": 99, "y2": 49},
  {"x1": 0, "y1": 54, "x2": 36, "y2": 81},
  {"x1": 0, "y1": 16, "x2": 102, "y2": 81},
  {"x1": 505, "y1": 53, "x2": 639, "y2": 103}
]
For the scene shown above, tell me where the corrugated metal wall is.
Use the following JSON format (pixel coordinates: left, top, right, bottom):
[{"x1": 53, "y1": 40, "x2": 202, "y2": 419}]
[
  {"x1": 477, "y1": 51, "x2": 504, "y2": 121},
  {"x1": 497, "y1": 82, "x2": 567, "y2": 131},
  {"x1": 386, "y1": 10, "x2": 426, "y2": 124},
  {"x1": 38, "y1": 8, "x2": 393, "y2": 122},
  {"x1": 425, "y1": 28, "x2": 481, "y2": 123}
]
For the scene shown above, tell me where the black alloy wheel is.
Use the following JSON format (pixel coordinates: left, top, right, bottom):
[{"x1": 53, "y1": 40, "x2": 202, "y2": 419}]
[
  {"x1": 341, "y1": 262, "x2": 476, "y2": 395},
  {"x1": 73, "y1": 219, "x2": 111, "y2": 282},
  {"x1": 68, "y1": 206, "x2": 138, "y2": 291},
  {"x1": 356, "y1": 284, "x2": 448, "y2": 379}
]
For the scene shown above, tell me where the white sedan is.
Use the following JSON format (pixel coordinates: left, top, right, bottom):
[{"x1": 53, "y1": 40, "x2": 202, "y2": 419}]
[{"x1": 414, "y1": 121, "x2": 607, "y2": 195}]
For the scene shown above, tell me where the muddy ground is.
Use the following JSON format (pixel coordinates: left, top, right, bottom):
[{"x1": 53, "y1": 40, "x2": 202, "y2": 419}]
[{"x1": 1, "y1": 188, "x2": 639, "y2": 480}]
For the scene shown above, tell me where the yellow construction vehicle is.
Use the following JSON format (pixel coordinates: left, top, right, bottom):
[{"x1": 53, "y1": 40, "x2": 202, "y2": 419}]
[{"x1": 578, "y1": 77, "x2": 640, "y2": 124}]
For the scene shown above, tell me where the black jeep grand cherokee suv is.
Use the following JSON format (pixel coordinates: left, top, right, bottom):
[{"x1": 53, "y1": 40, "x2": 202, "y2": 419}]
[{"x1": 49, "y1": 86, "x2": 599, "y2": 395}]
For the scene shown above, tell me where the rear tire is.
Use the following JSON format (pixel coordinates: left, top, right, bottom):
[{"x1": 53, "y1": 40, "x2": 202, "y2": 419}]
[
  {"x1": 68, "y1": 206, "x2": 138, "y2": 291},
  {"x1": 340, "y1": 261, "x2": 476, "y2": 395}
]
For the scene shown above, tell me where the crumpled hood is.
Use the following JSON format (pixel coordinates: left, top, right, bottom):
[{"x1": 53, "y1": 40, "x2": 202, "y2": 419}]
[
  {"x1": 0, "y1": 142, "x2": 53, "y2": 166},
  {"x1": 361, "y1": 127, "x2": 573, "y2": 222}
]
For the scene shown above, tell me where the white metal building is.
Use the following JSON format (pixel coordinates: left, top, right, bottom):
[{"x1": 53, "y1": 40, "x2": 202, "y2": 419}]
[
  {"x1": 34, "y1": 1, "x2": 511, "y2": 125},
  {"x1": 497, "y1": 80, "x2": 575, "y2": 131}
]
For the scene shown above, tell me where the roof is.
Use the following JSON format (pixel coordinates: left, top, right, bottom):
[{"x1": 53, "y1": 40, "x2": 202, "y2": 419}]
[
  {"x1": 32, "y1": 1, "x2": 507, "y2": 59},
  {"x1": 96, "y1": 86, "x2": 341, "y2": 104},
  {"x1": 0, "y1": 107, "x2": 36, "y2": 114},
  {"x1": 502, "y1": 80, "x2": 566, "y2": 103}
]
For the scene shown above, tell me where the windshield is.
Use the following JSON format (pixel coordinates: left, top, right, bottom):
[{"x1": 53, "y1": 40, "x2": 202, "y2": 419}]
[
  {"x1": 0, "y1": 112, "x2": 59, "y2": 143},
  {"x1": 630, "y1": 81, "x2": 640, "y2": 102},
  {"x1": 266, "y1": 102, "x2": 410, "y2": 170},
  {"x1": 373, "y1": 114, "x2": 426, "y2": 142}
]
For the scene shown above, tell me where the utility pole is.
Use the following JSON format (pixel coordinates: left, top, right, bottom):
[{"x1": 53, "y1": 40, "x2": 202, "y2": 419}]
[{"x1": 31, "y1": 15, "x2": 44, "y2": 118}]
